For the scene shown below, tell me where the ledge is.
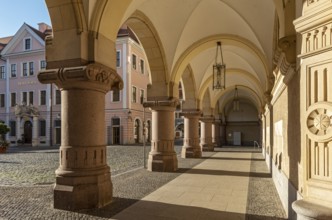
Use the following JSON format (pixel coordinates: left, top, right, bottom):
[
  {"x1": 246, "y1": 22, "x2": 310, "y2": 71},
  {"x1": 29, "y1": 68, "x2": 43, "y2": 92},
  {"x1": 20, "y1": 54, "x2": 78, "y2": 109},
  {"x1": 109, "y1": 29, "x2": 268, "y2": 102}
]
[{"x1": 292, "y1": 199, "x2": 332, "y2": 220}]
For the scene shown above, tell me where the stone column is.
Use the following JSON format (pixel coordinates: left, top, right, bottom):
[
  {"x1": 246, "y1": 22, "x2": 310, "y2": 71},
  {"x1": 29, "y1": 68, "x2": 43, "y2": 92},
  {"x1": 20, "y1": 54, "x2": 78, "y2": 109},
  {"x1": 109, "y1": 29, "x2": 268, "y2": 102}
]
[
  {"x1": 212, "y1": 120, "x2": 221, "y2": 147},
  {"x1": 16, "y1": 116, "x2": 21, "y2": 144},
  {"x1": 38, "y1": 63, "x2": 123, "y2": 210},
  {"x1": 200, "y1": 116, "x2": 214, "y2": 152},
  {"x1": 32, "y1": 116, "x2": 39, "y2": 147},
  {"x1": 144, "y1": 99, "x2": 179, "y2": 172},
  {"x1": 180, "y1": 110, "x2": 202, "y2": 158}
]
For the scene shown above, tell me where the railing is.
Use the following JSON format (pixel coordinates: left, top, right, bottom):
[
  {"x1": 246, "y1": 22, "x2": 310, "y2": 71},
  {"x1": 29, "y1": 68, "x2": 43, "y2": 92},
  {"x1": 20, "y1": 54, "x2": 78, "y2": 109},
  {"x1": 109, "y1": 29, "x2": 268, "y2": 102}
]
[{"x1": 254, "y1": 141, "x2": 260, "y2": 150}]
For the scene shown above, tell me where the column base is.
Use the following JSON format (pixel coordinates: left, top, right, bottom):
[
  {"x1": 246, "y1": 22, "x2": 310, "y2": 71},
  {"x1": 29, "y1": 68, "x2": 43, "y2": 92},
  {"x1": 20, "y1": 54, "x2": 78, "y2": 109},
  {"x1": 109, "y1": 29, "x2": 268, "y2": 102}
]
[
  {"x1": 32, "y1": 139, "x2": 38, "y2": 147},
  {"x1": 181, "y1": 145, "x2": 202, "y2": 158},
  {"x1": 54, "y1": 170, "x2": 112, "y2": 210},
  {"x1": 292, "y1": 199, "x2": 332, "y2": 220},
  {"x1": 201, "y1": 144, "x2": 214, "y2": 152},
  {"x1": 148, "y1": 153, "x2": 178, "y2": 172}
]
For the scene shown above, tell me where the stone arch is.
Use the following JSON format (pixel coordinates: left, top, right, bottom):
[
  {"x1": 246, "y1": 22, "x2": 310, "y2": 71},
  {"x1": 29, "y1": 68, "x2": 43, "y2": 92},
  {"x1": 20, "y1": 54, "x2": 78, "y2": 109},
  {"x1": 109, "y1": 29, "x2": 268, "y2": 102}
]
[
  {"x1": 200, "y1": 90, "x2": 212, "y2": 116},
  {"x1": 125, "y1": 11, "x2": 170, "y2": 99},
  {"x1": 181, "y1": 65, "x2": 198, "y2": 110},
  {"x1": 212, "y1": 85, "x2": 263, "y2": 114},
  {"x1": 170, "y1": 34, "x2": 271, "y2": 92}
]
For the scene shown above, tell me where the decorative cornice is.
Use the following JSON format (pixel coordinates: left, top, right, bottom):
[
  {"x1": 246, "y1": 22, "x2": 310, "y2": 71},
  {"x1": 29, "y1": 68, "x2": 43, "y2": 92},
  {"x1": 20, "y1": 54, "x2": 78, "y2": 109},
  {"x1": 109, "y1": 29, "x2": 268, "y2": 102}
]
[
  {"x1": 143, "y1": 98, "x2": 179, "y2": 110},
  {"x1": 38, "y1": 63, "x2": 123, "y2": 93},
  {"x1": 180, "y1": 109, "x2": 202, "y2": 118}
]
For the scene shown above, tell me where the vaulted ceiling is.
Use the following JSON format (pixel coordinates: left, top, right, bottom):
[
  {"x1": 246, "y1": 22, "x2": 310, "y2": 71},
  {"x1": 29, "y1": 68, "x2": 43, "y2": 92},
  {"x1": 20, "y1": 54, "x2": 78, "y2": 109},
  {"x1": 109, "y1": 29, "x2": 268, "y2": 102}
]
[{"x1": 46, "y1": 0, "x2": 289, "y2": 114}]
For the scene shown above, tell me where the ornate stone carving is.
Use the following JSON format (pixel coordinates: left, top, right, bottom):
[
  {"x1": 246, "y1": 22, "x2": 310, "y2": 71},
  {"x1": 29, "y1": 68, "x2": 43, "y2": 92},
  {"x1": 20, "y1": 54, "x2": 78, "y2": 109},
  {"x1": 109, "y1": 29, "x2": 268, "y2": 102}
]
[
  {"x1": 15, "y1": 103, "x2": 39, "y2": 117},
  {"x1": 38, "y1": 63, "x2": 123, "y2": 92},
  {"x1": 306, "y1": 102, "x2": 332, "y2": 142}
]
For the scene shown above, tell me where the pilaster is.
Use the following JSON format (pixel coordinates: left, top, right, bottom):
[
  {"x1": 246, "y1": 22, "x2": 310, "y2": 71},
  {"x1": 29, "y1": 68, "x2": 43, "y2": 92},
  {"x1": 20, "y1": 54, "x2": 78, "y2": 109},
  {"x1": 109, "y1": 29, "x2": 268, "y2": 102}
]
[
  {"x1": 180, "y1": 110, "x2": 202, "y2": 158},
  {"x1": 143, "y1": 98, "x2": 179, "y2": 172},
  {"x1": 293, "y1": 1, "x2": 332, "y2": 218},
  {"x1": 38, "y1": 62, "x2": 123, "y2": 210}
]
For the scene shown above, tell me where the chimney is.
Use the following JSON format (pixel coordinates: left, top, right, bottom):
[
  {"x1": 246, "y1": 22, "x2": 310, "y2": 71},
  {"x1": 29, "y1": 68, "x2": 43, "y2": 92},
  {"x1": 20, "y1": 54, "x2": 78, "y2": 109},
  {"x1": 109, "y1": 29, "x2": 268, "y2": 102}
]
[{"x1": 38, "y1": 22, "x2": 52, "y2": 33}]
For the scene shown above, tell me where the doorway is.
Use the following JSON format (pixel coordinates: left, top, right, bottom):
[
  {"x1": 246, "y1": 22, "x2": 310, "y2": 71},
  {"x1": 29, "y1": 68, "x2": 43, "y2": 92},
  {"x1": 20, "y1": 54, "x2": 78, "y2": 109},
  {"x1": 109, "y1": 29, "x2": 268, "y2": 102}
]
[
  {"x1": 23, "y1": 121, "x2": 32, "y2": 144},
  {"x1": 112, "y1": 118, "x2": 120, "y2": 144},
  {"x1": 134, "y1": 119, "x2": 140, "y2": 143}
]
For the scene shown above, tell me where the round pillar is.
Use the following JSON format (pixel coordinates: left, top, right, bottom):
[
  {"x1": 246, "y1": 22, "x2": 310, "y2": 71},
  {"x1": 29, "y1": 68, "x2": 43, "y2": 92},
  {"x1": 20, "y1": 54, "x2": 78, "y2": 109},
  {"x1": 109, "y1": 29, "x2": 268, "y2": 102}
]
[
  {"x1": 144, "y1": 99, "x2": 178, "y2": 172},
  {"x1": 16, "y1": 116, "x2": 21, "y2": 144},
  {"x1": 200, "y1": 117, "x2": 214, "y2": 152},
  {"x1": 38, "y1": 63, "x2": 123, "y2": 210},
  {"x1": 180, "y1": 110, "x2": 202, "y2": 158},
  {"x1": 32, "y1": 116, "x2": 39, "y2": 147}
]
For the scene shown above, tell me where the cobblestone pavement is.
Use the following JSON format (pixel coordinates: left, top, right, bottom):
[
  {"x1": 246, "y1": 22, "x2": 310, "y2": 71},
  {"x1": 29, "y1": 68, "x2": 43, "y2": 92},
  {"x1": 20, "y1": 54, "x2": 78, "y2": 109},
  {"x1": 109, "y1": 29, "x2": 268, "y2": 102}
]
[
  {"x1": 0, "y1": 144, "x2": 182, "y2": 186},
  {"x1": 0, "y1": 146, "x2": 287, "y2": 219}
]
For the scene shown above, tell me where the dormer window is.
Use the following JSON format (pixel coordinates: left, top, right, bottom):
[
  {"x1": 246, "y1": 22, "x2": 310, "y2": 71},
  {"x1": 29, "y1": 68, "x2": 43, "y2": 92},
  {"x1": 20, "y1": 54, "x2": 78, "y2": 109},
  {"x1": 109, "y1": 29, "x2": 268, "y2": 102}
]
[{"x1": 24, "y1": 38, "x2": 31, "y2": 50}]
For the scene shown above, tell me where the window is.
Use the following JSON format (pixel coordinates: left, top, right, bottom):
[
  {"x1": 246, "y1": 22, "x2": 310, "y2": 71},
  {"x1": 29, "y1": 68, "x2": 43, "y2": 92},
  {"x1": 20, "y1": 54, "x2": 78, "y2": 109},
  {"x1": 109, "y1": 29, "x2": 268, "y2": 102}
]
[
  {"x1": 116, "y1": 51, "x2": 121, "y2": 67},
  {"x1": 55, "y1": 119, "x2": 61, "y2": 127},
  {"x1": 140, "y1": 89, "x2": 144, "y2": 104},
  {"x1": 112, "y1": 89, "x2": 120, "y2": 102},
  {"x1": 24, "y1": 38, "x2": 31, "y2": 50},
  {"x1": 29, "y1": 62, "x2": 34, "y2": 75},
  {"x1": 39, "y1": 120, "x2": 46, "y2": 136},
  {"x1": 29, "y1": 91, "x2": 33, "y2": 105},
  {"x1": 11, "y1": 64, "x2": 16, "y2": 77},
  {"x1": 11, "y1": 93, "x2": 16, "y2": 107},
  {"x1": 0, "y1": 66, "x2": 5, "y2": 79},
  {"x1": 0, "y1": 94, "x2": 5, "y2": 108},
  {"x1": 132, "y1": 54, "x2": 137, "y2": 70},
  {"x1": 40, "y1": 60, "x2": 46, "y2": 70},
  {"x1": 40, "y1": 90, "x2": 46, "y2": 105},
  {"x1": 55, "y1": 89, "x2": 61, "y2": 105},
  {"x1": 22, "y1": 92, "x2": 27, "y2": 104},
  {"x1": 22, "y1": 63, "x2": 28, "y2": 76},
  {"x1": 132, "y1": 86, "x2": 137, "y2": 103},
  {"x1": 140, "y1": 59, "x2": 144, "y2": 74},
  {"x1": 9, "y1": 121, "x2": 16, "y2": 136}
]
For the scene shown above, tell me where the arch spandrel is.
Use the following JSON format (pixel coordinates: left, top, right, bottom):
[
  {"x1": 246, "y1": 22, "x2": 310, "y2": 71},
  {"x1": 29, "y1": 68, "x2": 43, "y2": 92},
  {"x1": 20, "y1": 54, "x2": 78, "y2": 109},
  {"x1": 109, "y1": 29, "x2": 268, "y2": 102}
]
[{"x1": 181, "y1": 65, "x2": 198, "y2": 110}]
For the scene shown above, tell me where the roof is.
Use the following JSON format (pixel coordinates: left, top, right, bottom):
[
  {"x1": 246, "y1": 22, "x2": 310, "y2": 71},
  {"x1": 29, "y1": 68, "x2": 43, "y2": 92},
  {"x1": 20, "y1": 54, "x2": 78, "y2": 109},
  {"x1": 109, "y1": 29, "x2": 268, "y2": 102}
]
[{"x1": 117, "y1": 25, "x2": 140, "y2": 44}]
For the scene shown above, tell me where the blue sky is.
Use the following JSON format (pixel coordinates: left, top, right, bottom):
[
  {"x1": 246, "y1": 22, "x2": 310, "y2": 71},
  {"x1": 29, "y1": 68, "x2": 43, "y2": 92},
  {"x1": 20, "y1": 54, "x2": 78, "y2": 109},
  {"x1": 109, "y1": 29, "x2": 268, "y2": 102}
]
[{"x1": 0, "y1": 0, "x2": 51, "y2": 37}]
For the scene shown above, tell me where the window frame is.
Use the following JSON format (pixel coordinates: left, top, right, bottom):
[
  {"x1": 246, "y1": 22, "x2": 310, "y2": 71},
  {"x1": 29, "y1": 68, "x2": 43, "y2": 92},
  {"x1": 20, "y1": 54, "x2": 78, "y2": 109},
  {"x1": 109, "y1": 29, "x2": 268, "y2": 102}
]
[
  {"x1": 40, "y1": 90, "x2": 46, "y2": 106},
  {"x1": 116, "y1": 50, "x2": 121, "y2": 68},
  {"x1": 24, "y1": 37, "x2": 32, "y2": 51},
  {"x1": 140, "y1": 59, "x2": 145, "y2": 74},
  {"x1": 55, "y1": 89, "x2": 61, "y2": 105},
  {"x1": 0, "y1": 94, "x2": 5, "y2": 108},
  {"x1": 112, "y1": 89, "x2": 120, "y2": 102},
  {"x1": 0, "y1": 66, "x2": 5, "y2": 79},
  {"x1": 132, "y1": 86, "x2": 137, "y2": 103},
  {"x1": 39, "y1": 120, "x2": 46, "y2": 137},
  {"x1": 11, "y1": 93, "x2": 16, "y2": 107},
  {"x1": 29, "y1": 61, "x2": 34, "y2": 76},
  {"x1": 132, "y1": 54, "x2": 137, "y2": 70},
  {"x1": 22, "y1": 62, "x2": 28, "y2": 77},
  {"x1": 11, "y1": 64, "x2": 16, "y2": 78},
  {"x1": 9, "y1": 121, "x2": 16, "y2": 137}
]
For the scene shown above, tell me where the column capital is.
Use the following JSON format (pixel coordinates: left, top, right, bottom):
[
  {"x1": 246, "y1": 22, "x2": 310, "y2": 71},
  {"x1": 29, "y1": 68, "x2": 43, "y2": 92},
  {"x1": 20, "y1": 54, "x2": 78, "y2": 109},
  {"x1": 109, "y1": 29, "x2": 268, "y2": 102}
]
[
  {"x1": 143, "y1": 98, "x2": 179, "y2": 110},
  {"x1": 200, "y1": 116, "x2": 215, "y2": 123},
  {"x1": 180, "y1": 109, "x2": 202, "y2": 118},
  {"x1": 38, "y1": 62, "x2": 123, "y2": 93}
]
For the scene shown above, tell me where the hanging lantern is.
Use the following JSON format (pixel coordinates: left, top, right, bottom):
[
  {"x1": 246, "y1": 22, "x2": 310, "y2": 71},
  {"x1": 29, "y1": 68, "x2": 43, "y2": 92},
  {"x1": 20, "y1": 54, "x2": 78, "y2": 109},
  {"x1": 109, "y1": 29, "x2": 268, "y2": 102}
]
[{"x1": 213, "y1": 41, "x2": 226, "y2": 90}]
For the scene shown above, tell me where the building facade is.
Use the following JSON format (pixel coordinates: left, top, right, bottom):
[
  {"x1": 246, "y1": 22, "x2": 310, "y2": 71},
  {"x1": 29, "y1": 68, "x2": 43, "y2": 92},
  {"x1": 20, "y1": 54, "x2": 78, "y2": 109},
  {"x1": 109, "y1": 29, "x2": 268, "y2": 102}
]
[{"x1": 0, "y1": 23, "x2": 151, "y2": 147}]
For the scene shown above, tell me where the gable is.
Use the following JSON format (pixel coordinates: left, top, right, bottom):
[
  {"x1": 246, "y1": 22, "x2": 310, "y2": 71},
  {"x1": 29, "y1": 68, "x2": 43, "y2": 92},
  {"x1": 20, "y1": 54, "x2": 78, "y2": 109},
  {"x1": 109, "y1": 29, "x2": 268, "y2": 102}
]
[{"x1": 0, "y1": 23, "x2": 45, "y2": 56}]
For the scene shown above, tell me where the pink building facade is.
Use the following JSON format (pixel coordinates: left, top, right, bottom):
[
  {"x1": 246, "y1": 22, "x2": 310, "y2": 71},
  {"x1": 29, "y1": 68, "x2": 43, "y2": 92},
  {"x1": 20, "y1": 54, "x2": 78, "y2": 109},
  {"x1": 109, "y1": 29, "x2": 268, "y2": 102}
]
[{"x1": 0, "y1": 23, "x2": 151, "y2": 146}]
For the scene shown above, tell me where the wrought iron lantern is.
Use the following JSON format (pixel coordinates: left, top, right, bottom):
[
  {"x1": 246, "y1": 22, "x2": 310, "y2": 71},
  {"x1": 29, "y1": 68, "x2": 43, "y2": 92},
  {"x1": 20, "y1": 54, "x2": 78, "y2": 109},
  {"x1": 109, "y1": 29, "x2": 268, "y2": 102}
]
[
  {"x1": 212, "y1": 41, "x2": 226, "y2": 90},
  {"x1": 233, "y1": 86, "x2": 240, "y2": 112}
]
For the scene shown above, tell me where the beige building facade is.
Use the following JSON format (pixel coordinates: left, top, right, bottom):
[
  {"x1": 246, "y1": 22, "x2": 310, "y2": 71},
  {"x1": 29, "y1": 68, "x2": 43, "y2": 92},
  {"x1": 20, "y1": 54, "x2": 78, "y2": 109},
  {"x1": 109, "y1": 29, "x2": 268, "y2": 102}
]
[{"x1": 39, "y1": 0, "x2": 332, "y2": 219}]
